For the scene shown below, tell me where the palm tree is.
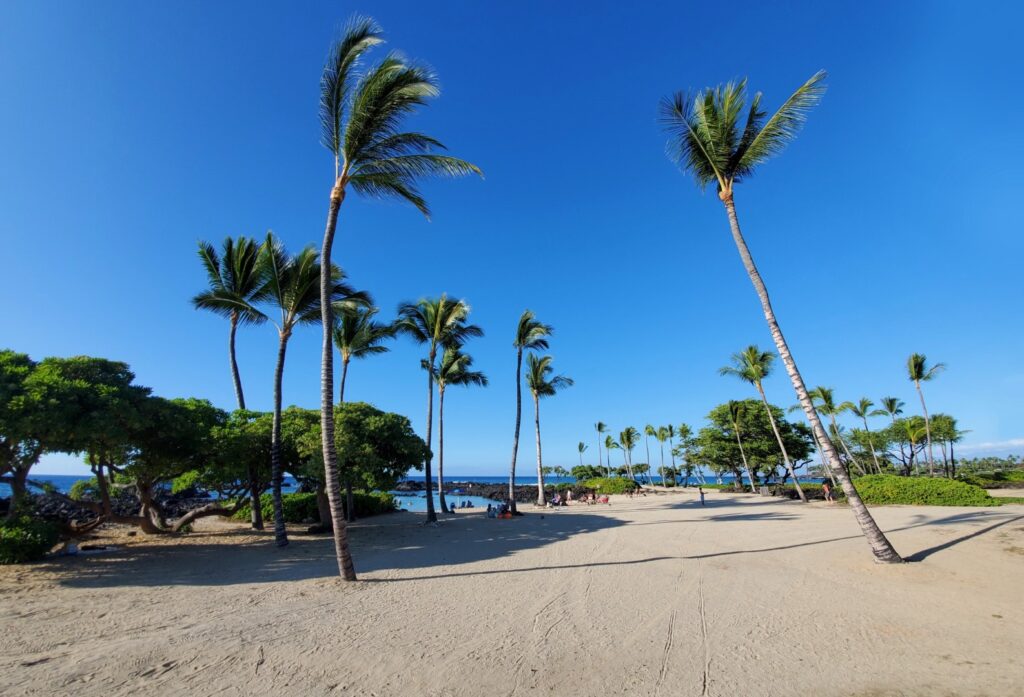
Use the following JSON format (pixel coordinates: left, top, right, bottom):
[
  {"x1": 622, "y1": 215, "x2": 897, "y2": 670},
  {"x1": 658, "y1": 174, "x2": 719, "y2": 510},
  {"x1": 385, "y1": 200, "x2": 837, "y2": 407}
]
[
  {"x1": 510, "y1": 311, "x2": 553, "y2": 512},
  {"x1": 620, "y1": 427, "x2": 640, "y2": 480},
  {"x1": 808, "y1": 387, "x2": 866, "y2": 477},
  {"x1": 192, "y1": 235, "x2": 267, "y2": 529},
  {"x1": 260, "y1": 235, "x2": 364, "y2": 547},
  {"x1": 595, "y1": 422, "x2": 608, "y2": 476},
  {"x1": 332, "y1": 305, "x2": 395, "y2": 521},
  {"x1": 880, "y1": 396, "x2": 907, "y2": 468},
  {"x1": 315, "y1": 16, "x2": 482, "y2": 579},
  {"x1": 661, "y1": 71, "x2": 902, "y2": 562},
  {"x1": 726, "y1": 401, "x2": 758, "y2": 493},
  {"x1": 603, "y1": 436, "x2": 620, "y2": 476},
  {"x1": 655, "y1": 427, "x2": 668, "y2": 483},
  {"x1": 666, "y1": 424, "x2": 678, "y2": 475},
  {"x1": 907, "y1": 353, "x2": 945, "y2": 477},
  {"x1": 432, "y1": 347, "x2": 488, "y2": 513},
  {"x1": 395, "y1": 295, "x2": 482, "y2": 522},
  {"x1": 719, "y1": 345, "x2": 807, "y2": 501},
  {"x1": 577, "y1": 442, "x2": 588, "y2": 467},
  {"x1": 644, "y1": 424, "x2": 656, "y2": 478},
  {"x1": 525, "y1": 354, "x2": 573, "y2": 505},
  {"x1": 846, "y1": 398, "x2": 886, "y2": 473},
  {"x1": 334, "y1": 306, "x2": 395, "y2": 404}
]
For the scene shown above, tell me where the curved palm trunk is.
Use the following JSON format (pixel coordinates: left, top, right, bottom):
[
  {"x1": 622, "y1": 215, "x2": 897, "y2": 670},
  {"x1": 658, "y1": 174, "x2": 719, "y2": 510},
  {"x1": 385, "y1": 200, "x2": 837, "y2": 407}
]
[
  {"x1": 339, "y1": 356, "x2": 350, "y2": 405},
  {"x1": 861, "y1": 417, "x2": 882, "y2": 473},
  {"x1": 732, "y1": 428, "x2": 757, "y2": 493},
  {"x1": 338, "y1": 357, "x2": 355, "y2": 523},
  {"x1": 534, "y1": 394, "x2": 545, "y2": 506},
  {"x1": 509, "y1": 348, "x2": 523, "y2": 513},
  {"x1": 755, "y1": 383, "x2": 806, "y2": 501},
  {"x1": 811, "y1": 430, "x2": 838, "y2": 488},
  {"x1": 423, "y1": 354, "x2": 437, "y2": 523},
  {"x1": 722, "y1": 195, "x2": 902, "y2": 563},
  {"x1": 438, "y1": 385, "x2": 448, "y2": 514},
  {"x1": 270, "y1": 332, "x2": 290, "y2": 547},
  {"x1": 319, "y1": 184, "x2": 356, "y2": 581},
  {"x1": 229, "y1": 313, "x2": 263, "y2": 530},
  {"x1": 915, "y1": 380, "x2": 936, "y2": 476}
]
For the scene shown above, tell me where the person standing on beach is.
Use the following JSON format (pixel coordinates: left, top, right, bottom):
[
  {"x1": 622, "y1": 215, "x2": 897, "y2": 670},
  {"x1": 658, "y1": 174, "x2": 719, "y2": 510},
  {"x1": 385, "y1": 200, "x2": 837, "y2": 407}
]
[{"x1": 698, "y1": 487, "x2": 706, "y2": 506}]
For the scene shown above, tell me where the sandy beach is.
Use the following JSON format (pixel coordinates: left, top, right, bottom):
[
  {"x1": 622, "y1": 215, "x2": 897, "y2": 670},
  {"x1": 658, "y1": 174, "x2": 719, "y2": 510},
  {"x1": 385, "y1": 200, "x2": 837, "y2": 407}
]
[{"x1": 1, "y1": 490, "x2": 1022, "y2": 697}]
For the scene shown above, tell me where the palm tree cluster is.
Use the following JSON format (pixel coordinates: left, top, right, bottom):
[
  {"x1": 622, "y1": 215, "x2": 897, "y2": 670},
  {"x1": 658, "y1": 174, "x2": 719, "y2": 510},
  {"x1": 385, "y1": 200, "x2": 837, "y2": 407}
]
[{"x1": 579, "y1": 421, "x2": 698, "y2": 487}]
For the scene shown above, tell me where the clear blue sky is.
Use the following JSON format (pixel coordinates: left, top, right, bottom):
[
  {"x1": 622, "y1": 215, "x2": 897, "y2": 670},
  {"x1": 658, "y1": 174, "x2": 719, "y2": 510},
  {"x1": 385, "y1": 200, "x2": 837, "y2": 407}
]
[{"x1": 2, "y1": 1, "x2": 1022, "y2": 476}]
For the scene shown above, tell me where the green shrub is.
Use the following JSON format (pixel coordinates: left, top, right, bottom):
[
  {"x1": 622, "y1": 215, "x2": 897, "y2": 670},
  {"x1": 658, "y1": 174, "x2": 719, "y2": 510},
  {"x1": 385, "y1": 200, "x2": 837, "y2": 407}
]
[
  {"x1": 853, "y1": 474, "x2": 997, "y2": 507},
  {"x1": 580, "y1": 477, "x2": 639, "y2": 495},
  {"x1": 68, "y1": 477, "x2": 100, "y2": 501},
  {"x1": 233, "y1": 491, "x2": 397, "y2": 524},
  {"x1": 957, "y1": 470, "x2": 1024, "y2": 489},
  {"x1": 0, "y1": 516, "x2": 59, "y2": 564},
  {"x1": 171, "y1": 470, "x2": 204, "y2": 494}
]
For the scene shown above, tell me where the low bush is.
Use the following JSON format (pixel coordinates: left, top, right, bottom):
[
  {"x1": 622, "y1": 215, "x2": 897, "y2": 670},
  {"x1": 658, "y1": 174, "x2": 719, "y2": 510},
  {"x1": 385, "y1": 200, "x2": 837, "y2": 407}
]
[
  {"x1": 853, "y1": 474, "x2": 997, "y2": 507},
  {"x1": 957, "y1": 470, "x2": 1024, "y2": 489},
  {"x1": 68, "y1": 477, "x2": 100, "y2": 501},
  {"x1": 0, "y1": 516, "x2": 59, "y2": 564},
  {"x1": 234, "y1": 491, "x2": 397, "y2": 524},
  {"x1": 580, "y1": 477, "x2": 639, "y2": 495}
]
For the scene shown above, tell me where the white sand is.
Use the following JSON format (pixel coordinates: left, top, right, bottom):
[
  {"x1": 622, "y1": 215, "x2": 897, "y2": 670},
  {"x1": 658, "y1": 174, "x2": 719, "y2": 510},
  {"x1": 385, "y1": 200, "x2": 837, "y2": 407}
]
[{"x1": 1, "y1": 490, "x2": 1022, "y2": 696}]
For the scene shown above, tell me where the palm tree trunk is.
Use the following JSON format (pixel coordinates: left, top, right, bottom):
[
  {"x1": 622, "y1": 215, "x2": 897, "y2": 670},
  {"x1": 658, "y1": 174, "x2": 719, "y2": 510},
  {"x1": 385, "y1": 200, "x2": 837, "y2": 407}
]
[
  {"x1": 534, "y1": 394, "x2": 545, "y2": 506},
  {"x1": 732, "y1": 429, "x2": 757, "y2": 493},
  {"x1": 595, "y1": 432, "x2": 602, "y2": 479},
  {"x1": 337, "y1": 358, "x2": 355, "y2": 523},
  {"x1": 339, "y1": 356, "x2": 349, "y2": 404},
  {"x1": 319, "y1": 183, "x2": 357, "y2": 581},
  {"x1": 270, "y1": 332, "x2": 290, "y2": 548},
  {"x1": 438, "y1": 385, "x2": 448, "y2": 514},
  {"x1": 811, "y1": 430, "x2": 838, "y2": 488},
  {"x1": 915, "y1": 380, "x2": 936, "y2": 476},
  {"x1": 658, "y1": 442, "x2": 665, "y2": 484},
  {"x1": 229, "y1": 313, "x2": 263, "y2": 530},
  {"x1": 722, "y1": 195, "x2": 902, "y2": 563},
  {"x1": 423, "y1": 352, "x2": 437, "y2": 523},
  {"x1": 862, "y1": 417, "x2": 882, "y2": 473},
  {"x1": 756, "y1": 383, "x2": 807, "y2": 501},
  {"x1": 509, "y1": 349, "x2": 523, "y2": 513}
]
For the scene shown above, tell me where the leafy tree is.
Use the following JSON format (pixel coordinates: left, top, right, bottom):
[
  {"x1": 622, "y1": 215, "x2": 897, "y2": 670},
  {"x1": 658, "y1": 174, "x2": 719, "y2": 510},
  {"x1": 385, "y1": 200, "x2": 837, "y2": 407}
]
[
  {"x1": 571, "y1": 464, "x2": 602, "y2": 481},
  {"x1": 661, "y1": 72, "x2": 902, "y2": 562},
  {"x1": 720, "y1": 345, "x2": 806, "y2": 500},
  {"x1": 259, "y1": 235, "x2": 365, "y2": 546},
  {"x1": 395, "y1": 295, "x2": 482, "y2": 522},
  {"x1": 525, "y1": 354, "x2": 573, "y2": 505},
  {"x1": 907, "y1": 353, "x2": 945, "y2": 476},
  {"x1": 0, "y1": 351, "x2": 44, "y2": 516},
  {"x1": 726, "y1": 401, "x2": 757, "y2": 492},
  {"x1": 577, "y1": 442, "x2": 588, "y2": 467},
  {"x1": 509, "y1": 310, "x2": 553, "y2": 513},
  {"x1": 430, "y1": 347, "x2": 487, "y2": 512},
  {"x1": 315, "y1": 16, "x2": 481, "y2": 580}
]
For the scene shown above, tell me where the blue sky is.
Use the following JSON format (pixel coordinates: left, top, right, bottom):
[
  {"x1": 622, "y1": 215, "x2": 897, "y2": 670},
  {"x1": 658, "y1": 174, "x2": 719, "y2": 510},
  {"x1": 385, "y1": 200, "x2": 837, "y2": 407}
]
[{"x1": 2, "y1": 1, "x2": 1022, "y2": 476}]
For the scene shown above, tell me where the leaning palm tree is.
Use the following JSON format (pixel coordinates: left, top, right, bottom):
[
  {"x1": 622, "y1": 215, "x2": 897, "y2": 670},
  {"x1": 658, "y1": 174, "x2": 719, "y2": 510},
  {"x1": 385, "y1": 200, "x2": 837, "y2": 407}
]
[
  {"x1": 332, "y1": 304, "x2": 395, "y2": 521},
  {"x1": 577, "y1": 442, "x2": 588, "y2": 467},
  {"x1": 907, "y1": 353, "x2": 945, "y2": 477},
  {"x1": 315, "y1": 17, "x2": 482, "y2": 579},
  {"x1": 432, "y1": 347, "x2": 488, "y2": 513},
  {"x1": 720, "y1": 345, "x2": 807, "y2": 501},
  {"x1": 808, "y1": 387, "x2": 866, "y2": 477},
  {"x1": 395, "y1": 295, "x2": 482, "y2": 522},
  {"x1": 594, "y1": 421, "x2": 608, "y2": 476},
  {"x1": 620, "y1": 427, "x2": 640, "y2": 480},
  {"x1": 846, "y1": 398, "x2": 886, "y2": 473},
  {"x1": 726, "y1": 401, "x2": 758, "y2": 493},
  {"x1": 509, "y1": 311, "x2": 553, "y2": 512},
  {"x1": 661, "y1": 72, "x2": 903, "y2": 562},
  {"x1": 525, "y1": 354, "x2": 573, "y2": 505},
  {"x1": 192, "y1": 235, "x2": 267, "y2": 529},
  {"x1": 260, "y1": 235, "x2": 365, "y2": 547}
]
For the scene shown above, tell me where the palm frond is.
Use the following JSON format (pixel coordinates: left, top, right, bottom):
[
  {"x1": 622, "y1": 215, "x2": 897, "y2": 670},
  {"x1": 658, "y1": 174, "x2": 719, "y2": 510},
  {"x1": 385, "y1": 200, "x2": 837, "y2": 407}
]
[
  {"x1": 735, "y1": 70, "x2": 827, "y2": 172},
  {"x1": 659, "y1": 92, "x2": 724, "y2": 190},
  {"x1": 347, "y1": 172, "x2": 429, "y2": 216},
  {"x1": 320, "y1": 16, "x2": 385, "y2": 160}
]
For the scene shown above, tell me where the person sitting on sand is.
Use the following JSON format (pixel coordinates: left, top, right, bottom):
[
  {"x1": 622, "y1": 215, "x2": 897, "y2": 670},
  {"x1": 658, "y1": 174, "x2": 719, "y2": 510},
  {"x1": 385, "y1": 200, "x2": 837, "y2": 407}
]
[{"x1": 551, "y1": 493, "x2": 562, "y2": 507}]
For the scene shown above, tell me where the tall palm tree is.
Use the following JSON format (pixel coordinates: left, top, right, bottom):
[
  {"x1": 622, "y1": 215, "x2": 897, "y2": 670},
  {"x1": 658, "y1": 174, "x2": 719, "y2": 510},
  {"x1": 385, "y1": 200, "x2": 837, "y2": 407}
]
[
  {"x1": 510, "y1": 311, "x2": 553, "y2": 512},
  {"x1": 332, "y1": 305, "x2": 395, "y2": 521},
  {"x1": 620, "y1": 427, "x2": 640, "y2": 480},
  {"x1": 432, "y1": 347, "x2": 488, "y2": 513},
  {"x1": 666, "y1": 424, "x2": 678, "y2": 475},
  {"x1": 192, "y1": 235, "x2": 267, "y2": 529},
  {"x1": 880, "y1": 396, "x2": 907, "y2": 469},
  {"x1": 644, "y1": 424, "x2": 656, "y2": 479},
  {"x1": 604, "y1": 435, "x2": 620, "y2": 475},
  {"x1": 316, "y1": 17, "x2": 482, "y2": 579},
  {"x1": 660, "y1": 72, "x2": 904, "y2": 562},
  {"x1": 260, "y1": 235, "x2": 364, "y2": 547},
  {"x1": 907, "y1": 353, "x2": 945, "y2": 477},
  {"x1": 594, "y1": 422, "x2": 608, "y2": 476},
  {"x1": 395, "y1": 295, "x2": 482, "y2": 522},
  {"x1": 655, "y1": 427, "x2": 668, "y2": 483},
  {"x1": 719, "y1": 345, "x2": 807, "y2": 501},
  {"x1": 808, "y1": 387, "x2": 866, "y2": 476},
  {"x1": 525, "y1": 354, "x2": 573, "y2": 505},
  {"x1": 846, "y1": 398, "x2": 886, "y2": 473},
  {"x1": 725, "y1": 401, "x2": 758, "y2": 493},
  {"x1": 577, "y1": 442, "x2": 588, "y2": 467}
]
